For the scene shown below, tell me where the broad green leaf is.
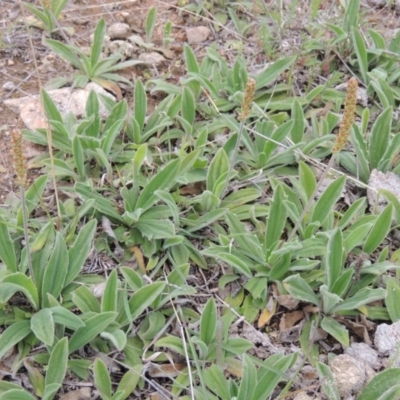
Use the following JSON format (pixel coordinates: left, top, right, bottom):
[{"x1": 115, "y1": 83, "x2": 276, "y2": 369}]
[
  {"x1": 351, "y1": 28, "x2": 368, "y2": 84},
  {"x1": 135, "y1": 159, "x2": 181, "y2": 211},
  {"x1": 0, "y1": 390, "x2": 36, "y2": 400},
  {"x1": 369, "y1": 107, "x2": 393, "y2": 170},
  {"x1": 255, "y1": 56, "x2": 296, "y2": 90},
  {"x1": 101, "y1": 329, "x2": 127, "y2": 351},
  {"x1": 40, "y1": 89, "x2": 63, "y2": 123},
  {"x1": 72, "y1": 136, "x2": 85, "y2": 179},
  {"x1": 200, "y1": 298, "x2": 217, "y2": 346},
  {"x1": 41, "y1": 232, "x2": 68, "y2": 307},
  {"x1": 291, "y1": 99, "x2": 305, "y2": 144},
  {"x1": 344, "y1": 223, "x2": 373, "y2": 253},
  {"x1": 316, "y1": 362, "x2": 340, "y2": 400},
  {"x1": 251, "y1": 354, "x2": 296, "y2": 400},
  {"x1": 338, "y1": 197, "x2": 367, "y2": 229},
  {"x1": 31, "y1": 308, "x2": 54, "y2": 346},
  {"x1": 311, "y1": 175, "x2": 346, "y2": 224},
  {"x1": 94, "y1": 358, "x2": 112, "y2": 400},
  {"x1": 0, "y1": 218, "x2": 17, "y2": 272},
  {"x1": 75, "y1": 183, "x2": 124, "y2": 223},
  {"x1": 0, "y1": 320, "x2": 31, "y2": 360},
  {"x1": 90, "y1": 19, "x2": 106, "y2": 69},
  {"x1": 358, "y1": 368, "x2": 400, "y2": 400},
  {"x1": 69, "y1": 312, "x2": 117, "y2": 353},
  {"x1": 44, "y1": 39, "x2": 84, "y2": 70},
  {"x1": 300, "y1": 319, "x2": 319, "y2": 365},
  {"x1": 134, "y1": 79, "x2": 146, "y2": 133},
  {"x1": 50, "y1": 306, "x2": 85, "y2": 330},
  {"x1": 184, "y1": 45, "x2": 200, "y2": 97},
  {"x1": 207, "y1": 148, "x2": 229, "y2": 197},
  {"x1": 24, "y1": 360, "x2": 44, "y2": 397},
  {"x1": 386, "y1": 278, "x2": 400, "y2": 323},
  {"x1": 321, "y1": 316, "x2": 349, "y2": 347},
  {"x1": 66, "y1": 219, "x2": 97, "y2": 286},
  {"x1": 101, "y1": 269, "x2": 118, "y2": 313},
  {"x1": 216, "y1": 252, "x2": 252, "y2": 278},
  {"x1": 203, "y1": 364, "x2": 230, "y2": 400},
  {"x1": 101, "y1": 101, "x2": 128, "y2": 157},
  {"x1": 136, "y1": 218, "x2": 175, "y2": 239},
  {"x1": 283, "y1": 274, "x2": 319, "y2": 306},
  {"x1": 349, "y1": 125, "x2": 370, "y2": 183},
  {"x1": 120, "y1": 267, "x2": 142, "y2": 291},
  {"x1": 182, "y1": 86, "x2": 195, "y2": 128},
  {"x1": 1, "y1": 273, "x2": 39, "y2": 310},
  {"x1": 326, "y1": 229, "x2": 343, "y2": 290},
  {"x1": 299, "y1": 161, "x2": 316, "y2": 200},
  {"x1": 333, "y1": 288, "x2": 386, "y2": 312},
  {"x1": 119, "y1": 282, "x2": 166, "y2": 326},
  {"x1": 343, "y1": 0, "x2": 360, "y2": 33},
  {"x1": 237, "y1": 355, "x2": 256, "y2": 400},
  {"x1": 265, "y1": 184, "x2": 286, "y2": 255},
  {"x1": 72, "y1": 285, "x2": 101, "y2": 313},
  {"x1": 225, "y1": 212, "x2": 264, "y2": 261},
  {"x1": 114, "y1": 368, "x2": 141, "y2": 400},
  {"x1": 145, "y1": 7, "x2": 157, "y2": 43},
  {"x1": 320, "y1": 285, "x2": 343, "y2": 315},
  {"x1": 330, "y1": 269, "x2": 354, "y2": 298},
  {"x1": 44, "y1": 337, "x2": 68, "y2": 396},
  {"x1": 155, "y1": 335, "x2": 186, "y2": 357},
  {"x1": 363, "y1": 204, "x2": 392, "y2": 254}
]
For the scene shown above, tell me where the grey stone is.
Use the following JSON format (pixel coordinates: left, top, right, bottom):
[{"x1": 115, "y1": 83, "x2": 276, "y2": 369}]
[
  {"x1": 107, "y1": 23, "x2": 131, "y2": 39},
  {"x1": 330, "y1": 354, "x2": 365, "y2": 397},
  {"x1": 374, "y1": 321, "x2": 400, "y2": 359},
  {"x1": 345, "y1": 342, "x2": 380, "y2": 370},
  {"x1": 138, "y1": 52, "x2": 166, "y2": 66},
  {"x1": 186, "y1": 26, "x2": 211, "y2": 44}
]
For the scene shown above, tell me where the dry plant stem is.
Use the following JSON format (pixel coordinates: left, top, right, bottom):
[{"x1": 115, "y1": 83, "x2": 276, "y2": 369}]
[
  {"x1": 170, "y1": 301, "x2": 195, "y2": 400},
  {"x1": 222, "y1": 119, "x2": 246, "y2": 198},
  {"x1": 18, "y1": 1, "x2": 62, "y2": 230},
  {"x1": 288, "y1": 77, "x2": 358, "y2": 241},
  {"x1": 20, "y1": 186, "x2": 34, "y2": 282},
  {"x1": 287, "y1": 156, "x2": 335, "y2": 242},
  {"x1": 222, "y1": 78, "x2": 255, "y2": 198}
]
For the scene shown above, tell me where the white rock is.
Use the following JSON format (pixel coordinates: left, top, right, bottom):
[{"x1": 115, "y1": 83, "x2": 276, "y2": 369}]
[
  {"x1": 374, "y1": 321, "x2": 400, "y2": 361},
  {"x1": 138, "y1": 52, "x2": 166, "y2": 66},
  {"x1": 186, "y1": 26, "x2": 211, "y2": 43},
  {"x1": 335, "y1": 82, "x2": 368, "y2": 107},
  {"x1": 107, "y1": 23, "x2": 131, "y2": 39},
  {"x1": 293, "y1": 394, "x2": 316, "y2": 400},
  {"x1": 4, "y1": 83, "x2": 115, "y2": 131},
  {"x1": 330, "y1": 354, "x2": 365, "y2": 397},
  {"x1": 107, "y1": 40, "x2": 135, "y2": 59},
  {"x1": 2, "y1": 81, "x2": 15, "y2": 91},
  {"x1": 367, "y1": 169, "x2": 400, "y2": 214},
  {"x1": 345, "y1": 342, "x2": 380, "y2": 370}
]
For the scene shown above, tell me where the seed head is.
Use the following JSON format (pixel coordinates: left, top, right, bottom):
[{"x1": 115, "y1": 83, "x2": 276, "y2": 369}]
[
  {"x1": 238, "y1": 78, "x2": 256, "y2": 121},
  {"x1": 332, "y1": 77, "x2": 358, "y2": 153},
  {"x1": 11, "y1": 129, "x2": 27, "y2": 188}
]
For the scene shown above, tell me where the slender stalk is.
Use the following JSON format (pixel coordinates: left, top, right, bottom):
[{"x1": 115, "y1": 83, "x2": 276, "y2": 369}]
[
  {"x1": 222, "y1": 78, "x2": 256, "y2": 198},
  {"x1": 20, "y1": 186, "x2": 34, "y2": 281},
  {"x1": 11, "y1": 129, "x2": 33, "y2": 280},
  {"x1": 288, "y1": 77, "x2": 358, "y2": 241},
  {"x1": 19, "y1": 1, "x2": 62, "y2": 230}
]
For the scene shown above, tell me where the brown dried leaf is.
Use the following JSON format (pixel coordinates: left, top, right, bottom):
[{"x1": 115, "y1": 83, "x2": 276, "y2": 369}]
[
  {"x1": 60, "y1": 388, "x2": 91, "y2": 400},
  {"x1": 91, "y1": 78, "x2": 123, "y2": 101},
  {"x1": 258, "y1": 297, "x2": 277, "y2": 328},
  {"x1": 279, "y1": 310, "x2": 304, "y2": 331},
  {"x1": 148, "y1": 363, "x2": 186, "y2": 378}
]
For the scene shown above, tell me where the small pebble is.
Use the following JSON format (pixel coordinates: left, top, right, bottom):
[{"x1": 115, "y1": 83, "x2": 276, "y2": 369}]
[
  {"x1": 107, "y1": 22, "x2": 131, "y2": 40},
  {"x1": 2, "y1": 81, "x2": 15, "y2": 91}
]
